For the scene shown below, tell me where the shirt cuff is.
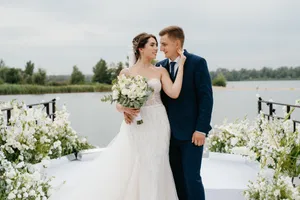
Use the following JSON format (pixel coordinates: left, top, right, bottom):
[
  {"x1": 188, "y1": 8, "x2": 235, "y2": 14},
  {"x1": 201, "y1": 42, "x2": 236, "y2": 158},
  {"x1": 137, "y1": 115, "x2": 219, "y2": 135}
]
[{"x1": 196, "y1": 131, "x2": 207, "y2": 136}]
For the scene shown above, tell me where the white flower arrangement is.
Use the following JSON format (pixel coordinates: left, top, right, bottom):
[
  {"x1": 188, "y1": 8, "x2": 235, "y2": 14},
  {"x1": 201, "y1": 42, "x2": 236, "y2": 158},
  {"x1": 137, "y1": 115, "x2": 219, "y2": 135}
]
[
  {"x1": 101, "y1": 74, "x2": 154, "y2": 124},
  {"x1": 207, "y1": 117, "x2": 251, "y2": 155},
  {"x1": 0, "y1": 151, "x2": 53, "y2": 200},
  {"x1": 244, "y1": 171, "x2": 300, "y2": 200},
  {"x1": 0, "y1": 99, "x2": 94, "y2": 199},
  {"x1": 208, "y1": 99, "x2": 300, "y2": 199}
]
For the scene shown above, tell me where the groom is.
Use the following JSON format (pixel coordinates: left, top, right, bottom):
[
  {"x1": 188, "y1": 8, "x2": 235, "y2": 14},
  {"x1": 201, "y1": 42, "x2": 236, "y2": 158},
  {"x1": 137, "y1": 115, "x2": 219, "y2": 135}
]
[{"x1": 156, "y1": 26, "x2": 213, "y2": 200}]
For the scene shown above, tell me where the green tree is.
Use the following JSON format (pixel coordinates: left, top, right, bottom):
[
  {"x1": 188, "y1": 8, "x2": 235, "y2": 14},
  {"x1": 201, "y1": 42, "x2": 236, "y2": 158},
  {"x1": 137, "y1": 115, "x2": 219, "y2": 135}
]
[
  {"x1": 295, "y1": 66, "x2": 300, "y2": 78},
  {"x1": 107, "y1": 68, "x2": 116, "y2": 84},
  {"x1": 25, "y1": 61, "x2": 34, "y2": 76},
  {"x1": 0, "y1": 67, "x2": 8, "y2": 81},
  {"x1": 261, "y1": 67, "x2": 273, "y2": 79},
  {"x1": 25, "y1": 76, "x2": 33, "y2": 84},
  {"x1": 23, "y1": 61, "x2": 35, "y2": 84},
  {"x1": 92, "y1": 59, "x2": 109, "y2": 84},
  {"x1": 0, "y1": 59, "x2": 5, "y2": 68},
  {"x1": 115, "y1": 62, "x2": 124, "y2": 76},
  {"x1": 5, "y1": 68, "x2": 22, "y2": 84},
  {"x1": 125, "y1": 56, "x2": 129, "y2": 68},
  {"x1": 107, "y1": 62, "x2": 124, "y2": 83},
  {"x1": 212, "y1": 73, "x2": 227, "y2": 87},
  {"x1": 249, "y1": 69, "x2": 258, "y2": 80},
  {"x1": 33, "y1": 68, "x2": 47, "y2": 85},
  {"x1": 70, "y1": 65, "x2": 85, "y2": 84}
]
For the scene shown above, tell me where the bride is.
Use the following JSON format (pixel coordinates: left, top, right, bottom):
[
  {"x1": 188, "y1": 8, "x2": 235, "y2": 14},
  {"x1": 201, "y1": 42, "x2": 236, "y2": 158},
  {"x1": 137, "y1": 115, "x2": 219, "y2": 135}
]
[{"x1": 50, "y1": 32, "x2": 186, "y2": 200}]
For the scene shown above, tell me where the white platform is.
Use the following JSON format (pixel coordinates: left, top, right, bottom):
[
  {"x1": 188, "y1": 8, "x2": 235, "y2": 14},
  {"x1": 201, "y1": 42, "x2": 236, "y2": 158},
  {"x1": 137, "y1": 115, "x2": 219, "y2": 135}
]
[
  {"x1": 202, "y1": 152, "x2": 259, "y2": 199},
  {"x1": 41, "y1": 150, "x2": 259, "y2": 200}
]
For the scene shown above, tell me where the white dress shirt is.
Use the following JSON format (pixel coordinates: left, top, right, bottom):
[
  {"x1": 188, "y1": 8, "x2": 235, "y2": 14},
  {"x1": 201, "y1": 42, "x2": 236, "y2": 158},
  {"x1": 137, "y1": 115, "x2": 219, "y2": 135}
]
[{"x1": 168, "y1": 56, "x2": 180, "y2": 75}]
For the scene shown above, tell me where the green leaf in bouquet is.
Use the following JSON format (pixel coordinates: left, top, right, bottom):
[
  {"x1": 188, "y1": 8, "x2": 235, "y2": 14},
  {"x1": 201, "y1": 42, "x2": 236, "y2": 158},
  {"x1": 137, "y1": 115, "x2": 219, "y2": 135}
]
[
  {"x1": 133, "y1": 102, "x2": 140, "y2": 109},
  {"x1": 112, "y1": 78, "x2": 117, "y2": 85},
  {"x1": 119, "y1": 96, "x2": 125, "y2": 104},
  {"x1": 127, "y1": 100, "x2": 133, "y2": 108},
  {"x1": 120, "y1": 96, "x2": 130, "y2": 107},
  {"x1": 129, "y1": 102, "x2": 134, "y2": 108},
  {"x1": 140, "y1": 97, "x2": 147, "y2": 104},
  {"x1": 123, "y1": 97, "x2": 128, "y2": 105},
  {"x1": 101, "y1": 95, "x2": 113, "y2": 103}
]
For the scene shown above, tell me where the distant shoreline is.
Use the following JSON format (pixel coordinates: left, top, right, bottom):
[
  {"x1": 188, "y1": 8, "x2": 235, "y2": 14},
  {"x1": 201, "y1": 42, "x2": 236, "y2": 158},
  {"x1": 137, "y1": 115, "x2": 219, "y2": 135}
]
[
  {"x1": 0, "y1": 84, "x2": 111, "y2": 95},
  {"x1": 213, "y1": 86, "x2": 300, "y2": 91},
  {"x1": 0, "y1": 82, "x2": 299, "y2": 95},
  {"x1": 226, "y1": 79, "x2": 300, "y2": 82}
]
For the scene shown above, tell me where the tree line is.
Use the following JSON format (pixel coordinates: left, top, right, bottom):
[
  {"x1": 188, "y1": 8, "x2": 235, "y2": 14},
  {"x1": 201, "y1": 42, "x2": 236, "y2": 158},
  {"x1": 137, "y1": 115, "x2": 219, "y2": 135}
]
[
  {"x1": 0, "y1": 58, "x2": 124, "y2": 85},
  {"x1": 0, "y1": 60, "x2": 46, "y2": 85},
  {"x1": 211, "y1": 66, "x2": 300, "y2": 81},
  {"x1": 1, "y1": 58, "x2": 299, "y2": 86}
]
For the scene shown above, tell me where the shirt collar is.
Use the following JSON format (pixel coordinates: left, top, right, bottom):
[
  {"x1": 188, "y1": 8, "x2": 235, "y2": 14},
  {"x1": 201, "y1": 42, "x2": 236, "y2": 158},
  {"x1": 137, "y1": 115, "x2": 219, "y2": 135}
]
[{"x1": 168, "y1": 56, "x2": 180, "y2": 64}]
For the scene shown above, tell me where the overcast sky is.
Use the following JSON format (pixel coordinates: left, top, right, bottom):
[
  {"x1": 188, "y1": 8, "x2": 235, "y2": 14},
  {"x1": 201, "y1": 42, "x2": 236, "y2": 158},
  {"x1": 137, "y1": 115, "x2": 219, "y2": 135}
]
[{"x1": 0, "y1": 0, "x2": 299, "y2": 75}]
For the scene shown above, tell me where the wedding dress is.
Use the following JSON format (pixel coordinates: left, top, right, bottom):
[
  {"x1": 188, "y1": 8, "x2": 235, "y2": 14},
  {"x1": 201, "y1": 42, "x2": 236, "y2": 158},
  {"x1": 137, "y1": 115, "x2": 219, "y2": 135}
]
[{"x1": 50, "y1": 78, "x2": 179, "y2": 200}]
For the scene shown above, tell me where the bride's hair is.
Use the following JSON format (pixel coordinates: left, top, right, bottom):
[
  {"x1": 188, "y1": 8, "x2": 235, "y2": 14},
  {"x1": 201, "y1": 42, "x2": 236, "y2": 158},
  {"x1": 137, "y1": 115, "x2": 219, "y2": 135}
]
[{"x1": 132, "y1": 33, "x2": 157, "y2": 62}]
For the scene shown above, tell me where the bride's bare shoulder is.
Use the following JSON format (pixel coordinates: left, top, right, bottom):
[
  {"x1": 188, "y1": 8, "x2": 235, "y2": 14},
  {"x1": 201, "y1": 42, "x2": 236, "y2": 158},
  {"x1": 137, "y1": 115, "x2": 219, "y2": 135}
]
[
  {"x1": 150, "y1": 65, "x2": 167, "y2": 80},
  {"x1": 151, "y1": 65, "x2": 163, "y2": 71},
  {"x1": 119, "y1": 68, "x2": 130, "y2": 76},
  {"x1": 152, "y1": 65, "x2": 167, "y2": 74}
]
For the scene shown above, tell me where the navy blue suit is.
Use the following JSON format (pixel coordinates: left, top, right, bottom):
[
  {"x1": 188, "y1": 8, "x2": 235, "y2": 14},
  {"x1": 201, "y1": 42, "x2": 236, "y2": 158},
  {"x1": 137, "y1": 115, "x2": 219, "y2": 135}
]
[{"x1": 156, "y1": 50, "x2": 213, "y2": 200}]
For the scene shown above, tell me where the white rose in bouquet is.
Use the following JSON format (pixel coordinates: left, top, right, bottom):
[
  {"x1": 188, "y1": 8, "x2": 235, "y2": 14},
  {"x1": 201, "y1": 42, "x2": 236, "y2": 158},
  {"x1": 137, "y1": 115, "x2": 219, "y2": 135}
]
[{"x1": 101, "y1": 74, "x2": 154, "y2": 124}]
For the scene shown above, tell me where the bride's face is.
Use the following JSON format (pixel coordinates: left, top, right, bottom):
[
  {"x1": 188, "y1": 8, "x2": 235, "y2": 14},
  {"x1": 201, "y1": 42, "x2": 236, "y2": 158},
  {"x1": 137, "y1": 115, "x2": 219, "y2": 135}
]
[{"x1": 140, "y1": 37, "x2": 158, "y2": 60}]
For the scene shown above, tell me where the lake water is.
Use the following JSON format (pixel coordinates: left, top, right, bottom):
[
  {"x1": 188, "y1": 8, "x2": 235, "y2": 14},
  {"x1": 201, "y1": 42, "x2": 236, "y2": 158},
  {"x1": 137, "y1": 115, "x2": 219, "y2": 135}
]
[{"x1": 1, "y1": 80, "x2": 299, "y2": 147}]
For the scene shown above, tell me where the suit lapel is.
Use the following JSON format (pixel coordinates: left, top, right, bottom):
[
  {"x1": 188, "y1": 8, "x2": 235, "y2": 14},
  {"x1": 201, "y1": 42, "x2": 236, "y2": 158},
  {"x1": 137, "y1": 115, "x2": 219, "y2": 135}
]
[
  {"x1": 162, "y1": 60, "x2": 174, "y2": 81},
  {"x1": 168, "y1": 49, "x2": 189, "y2": 82},
  {"x1": 165, "y1": 60, "x2": 170, "y2": 73}
]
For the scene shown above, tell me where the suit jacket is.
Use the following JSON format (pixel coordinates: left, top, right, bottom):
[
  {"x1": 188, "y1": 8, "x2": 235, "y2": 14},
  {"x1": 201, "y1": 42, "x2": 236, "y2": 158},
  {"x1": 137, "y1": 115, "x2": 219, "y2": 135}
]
[{"x1": 156, "y1": 50, "x2": 213, "y2": 140}]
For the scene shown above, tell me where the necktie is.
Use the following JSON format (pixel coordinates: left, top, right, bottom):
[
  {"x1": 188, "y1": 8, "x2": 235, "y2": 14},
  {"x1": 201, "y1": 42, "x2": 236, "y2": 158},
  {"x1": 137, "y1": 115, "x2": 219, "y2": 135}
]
[{"x1": 170, "y1": 62, "x2": 176, "y2": 79}]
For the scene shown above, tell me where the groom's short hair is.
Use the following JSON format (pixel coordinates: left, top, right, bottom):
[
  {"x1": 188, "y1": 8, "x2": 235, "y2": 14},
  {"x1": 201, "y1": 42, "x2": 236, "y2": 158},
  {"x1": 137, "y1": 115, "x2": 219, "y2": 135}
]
[{"x1": 159, "y1": 26, "x2": 185, "y2": 47}]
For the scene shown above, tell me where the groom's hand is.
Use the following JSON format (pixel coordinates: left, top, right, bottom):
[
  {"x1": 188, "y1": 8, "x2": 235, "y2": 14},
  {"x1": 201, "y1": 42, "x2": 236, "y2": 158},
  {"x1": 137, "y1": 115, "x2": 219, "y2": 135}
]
[{"x1": 192, "y1": 131, "x2": 206, "y2": 146}]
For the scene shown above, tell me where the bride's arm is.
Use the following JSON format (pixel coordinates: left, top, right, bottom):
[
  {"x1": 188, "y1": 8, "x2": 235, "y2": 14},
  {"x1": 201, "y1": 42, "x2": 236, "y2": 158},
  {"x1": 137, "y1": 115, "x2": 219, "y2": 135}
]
[{"x1": 160, "y1": 50, "x2": 186, "y2": 99}]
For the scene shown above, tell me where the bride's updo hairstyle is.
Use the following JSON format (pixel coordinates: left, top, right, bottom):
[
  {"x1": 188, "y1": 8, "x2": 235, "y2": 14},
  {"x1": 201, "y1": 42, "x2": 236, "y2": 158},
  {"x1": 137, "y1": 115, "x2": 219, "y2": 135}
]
[{"x1": 132, "y1": 32, "x2": 157, "y2": 61}]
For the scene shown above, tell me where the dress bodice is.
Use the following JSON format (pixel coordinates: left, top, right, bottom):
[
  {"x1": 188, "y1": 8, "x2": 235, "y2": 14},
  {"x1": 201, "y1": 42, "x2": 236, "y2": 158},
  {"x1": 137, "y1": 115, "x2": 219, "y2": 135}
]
[{"x1": 144, "y1": 78, "x2": 163, "y2": 107}]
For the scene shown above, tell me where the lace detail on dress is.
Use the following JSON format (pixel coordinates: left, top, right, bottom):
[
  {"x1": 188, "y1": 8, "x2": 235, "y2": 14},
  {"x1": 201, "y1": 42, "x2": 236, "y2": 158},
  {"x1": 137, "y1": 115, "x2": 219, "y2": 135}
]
[{"x1": 144, "y1": 79, "x2": 163, "y2": 107}]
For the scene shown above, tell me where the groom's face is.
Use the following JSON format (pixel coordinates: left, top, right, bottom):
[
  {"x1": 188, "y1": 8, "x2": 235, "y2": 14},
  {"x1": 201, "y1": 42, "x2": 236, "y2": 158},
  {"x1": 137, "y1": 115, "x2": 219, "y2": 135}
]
[{"x1": 160, "y1": 34, "x2": 179, "y2": 60}]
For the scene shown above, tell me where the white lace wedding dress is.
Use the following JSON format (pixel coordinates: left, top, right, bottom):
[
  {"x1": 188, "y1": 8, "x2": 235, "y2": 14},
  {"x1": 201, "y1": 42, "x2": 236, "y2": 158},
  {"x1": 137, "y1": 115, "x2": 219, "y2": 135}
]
[{"x1": 50, "y1": 78, "x2": 179, "y2": 200}]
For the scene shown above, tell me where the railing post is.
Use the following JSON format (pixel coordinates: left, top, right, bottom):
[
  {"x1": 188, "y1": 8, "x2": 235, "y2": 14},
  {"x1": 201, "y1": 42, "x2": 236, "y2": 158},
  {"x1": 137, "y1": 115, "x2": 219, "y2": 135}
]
[
  {"x1": 258, "y1": 97, "x2": 262, "y2": 114},
  {"x1": 45, "y1": 103, "x2": 50, "y2": 117},
  {"x1": 7, "y1": 109, "x2": 11, "y2": 126},
  {"x1": 286, "y1": 105, "x2": 291, "y2": 119},
  {"x1": 52, "y1": 99, "x2": 56, "y2": 121},
  {"x1": 269, "y1": 103, "x2": 273, "y2": 117}
]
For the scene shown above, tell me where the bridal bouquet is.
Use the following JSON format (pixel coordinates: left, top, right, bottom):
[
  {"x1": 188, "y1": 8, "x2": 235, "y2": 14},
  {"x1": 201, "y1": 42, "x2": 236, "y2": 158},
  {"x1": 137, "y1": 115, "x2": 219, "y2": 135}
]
[{"x1": 101, "y1": 74, "x2": 154, "y2": 124}]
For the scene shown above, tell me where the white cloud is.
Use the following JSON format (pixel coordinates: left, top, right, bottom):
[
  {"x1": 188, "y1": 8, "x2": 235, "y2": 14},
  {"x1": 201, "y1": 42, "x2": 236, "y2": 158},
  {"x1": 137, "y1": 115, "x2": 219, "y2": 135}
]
[{"x1": 0, "y1": 0, "x2": 299, "y2": 74}]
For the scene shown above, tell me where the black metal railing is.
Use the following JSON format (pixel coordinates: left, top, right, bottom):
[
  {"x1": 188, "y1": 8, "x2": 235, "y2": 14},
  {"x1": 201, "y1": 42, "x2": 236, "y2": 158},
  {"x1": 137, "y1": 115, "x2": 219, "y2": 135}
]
[
  {"x1": 1, "y1": 99, "x2": 56, "y2": 125},
  {"x1": 258, "y1": 97, "x2": 300, "y2": 132}
]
